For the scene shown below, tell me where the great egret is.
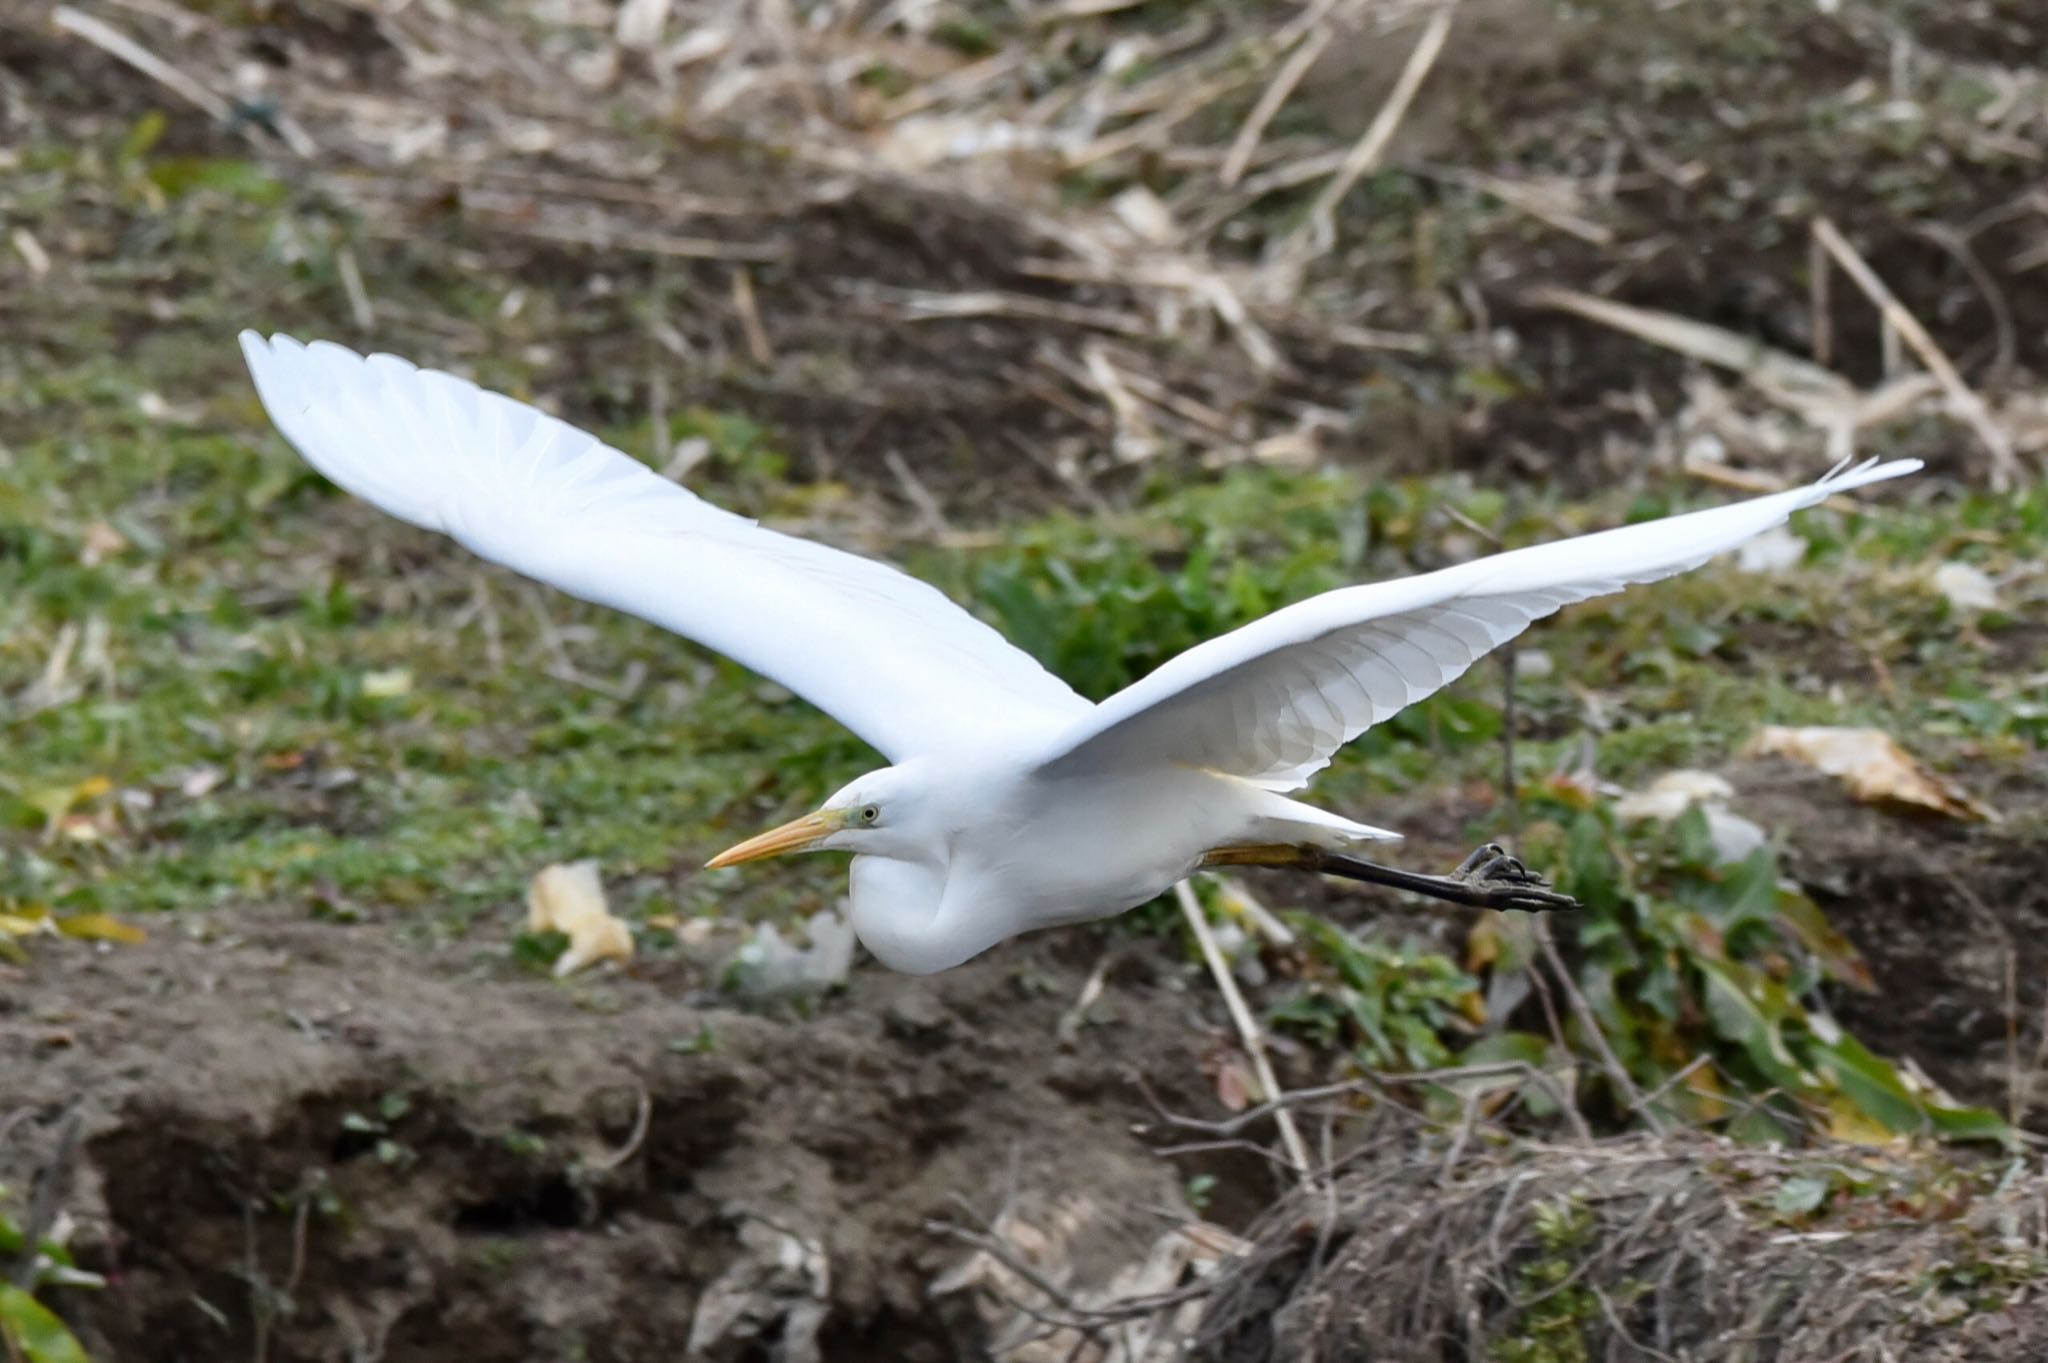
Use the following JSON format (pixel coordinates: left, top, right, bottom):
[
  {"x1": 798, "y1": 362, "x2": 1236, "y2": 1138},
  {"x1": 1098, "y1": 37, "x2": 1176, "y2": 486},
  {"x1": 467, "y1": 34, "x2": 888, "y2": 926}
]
[{"x1": 241, "y1": 333, "x2": 1917, "y2": 974}]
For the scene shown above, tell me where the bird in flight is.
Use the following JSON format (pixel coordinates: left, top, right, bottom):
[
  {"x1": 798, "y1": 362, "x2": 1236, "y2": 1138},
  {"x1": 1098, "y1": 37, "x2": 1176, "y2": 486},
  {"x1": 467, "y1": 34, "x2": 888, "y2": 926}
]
[{"x1": 242, "y1": 334, "x2": 1917, "y2": 974}]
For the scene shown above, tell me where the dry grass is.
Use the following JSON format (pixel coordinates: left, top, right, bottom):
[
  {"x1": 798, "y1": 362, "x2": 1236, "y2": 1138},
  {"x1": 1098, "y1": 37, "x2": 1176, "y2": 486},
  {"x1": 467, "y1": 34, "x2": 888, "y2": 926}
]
[
  {"x1": 1189, "y1": 1127, "x2": 2048, "y2": 1362},
  {"x1": 18, "y1": 0, "x2": 2041, "y2": 497}
]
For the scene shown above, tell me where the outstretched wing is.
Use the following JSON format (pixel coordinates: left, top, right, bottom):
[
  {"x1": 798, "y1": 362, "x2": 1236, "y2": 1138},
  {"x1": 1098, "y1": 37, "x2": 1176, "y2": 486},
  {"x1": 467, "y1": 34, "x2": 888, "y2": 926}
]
[
  {"x1": 1034, "y1": 459, "x2": 1919, "y2": 790},
  {"x1": 241, "y1": 333, "x2": 1089, "y2": 760}
]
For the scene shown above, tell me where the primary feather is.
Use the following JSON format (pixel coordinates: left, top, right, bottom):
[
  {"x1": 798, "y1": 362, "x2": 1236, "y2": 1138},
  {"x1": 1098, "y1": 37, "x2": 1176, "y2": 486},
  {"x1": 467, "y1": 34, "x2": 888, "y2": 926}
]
[
  {"x1": 1035, "y1": 458, "x2": 1920, "y2": 790},
  {"x1": 240, "y1": 332, "x2": 1088, "y2": 761}
]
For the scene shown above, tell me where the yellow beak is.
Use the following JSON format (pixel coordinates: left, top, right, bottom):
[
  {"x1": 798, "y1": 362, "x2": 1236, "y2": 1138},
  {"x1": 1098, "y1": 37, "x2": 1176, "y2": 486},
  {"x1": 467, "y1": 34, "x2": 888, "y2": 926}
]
[{"x1": 706, "y1": 808, "x2": 844, "y2": 869}]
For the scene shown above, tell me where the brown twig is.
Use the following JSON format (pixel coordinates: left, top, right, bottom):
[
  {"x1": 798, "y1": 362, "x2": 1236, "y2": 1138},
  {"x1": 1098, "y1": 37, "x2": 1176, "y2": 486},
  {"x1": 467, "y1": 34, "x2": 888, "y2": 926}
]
[
  {"x1": 1911, "y1": 220, "x2": 2017, "y2": 387},
  {"x1": 1535, "y1": 916, "x2": 1663, "y2": 1133},
  {"x1": 1143, "y1": 1062, "x2": 1590, "y2": 1144},
  {"x1": 334, "y1": 245, "x2": 376, "y2": 332},
  {"x1": 729, "y1": 266, "x2": 774, "y2": 367},
  {"x1": 52, "y1": 5, "x2": 315, "y2": 156},
  {"x1": 854, "y1": 284, "x2": 1152, "y2": 337},
  {"x1": 923, "y1": 1219, "x2": 1226, "y2": 1330},
  {"x1": 1810, "y1": 227, "x2": 1834, "y2": 369},
  {"x1": 1421, "y1": 164, "x2": 1614, "y2": 245},
  {"x1": 1525, "y1": 284, "x2": 1849, "y2": 401},
  {"x1": 465, "y1": 217, "x2": 788, "y2": 263},
  {"x1": 586, "y1": 1086, "x2": 652, "y2": 1173},
  {"x1": 1055, "y1": 950, "x2": 1115, "y2": 1044}
]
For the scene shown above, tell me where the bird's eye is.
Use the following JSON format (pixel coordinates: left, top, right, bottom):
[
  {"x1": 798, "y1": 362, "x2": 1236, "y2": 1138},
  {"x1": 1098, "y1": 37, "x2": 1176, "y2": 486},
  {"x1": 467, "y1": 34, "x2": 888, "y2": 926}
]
[{"x1": 858, "y1": 804, "x2": 880, "y2": 825}]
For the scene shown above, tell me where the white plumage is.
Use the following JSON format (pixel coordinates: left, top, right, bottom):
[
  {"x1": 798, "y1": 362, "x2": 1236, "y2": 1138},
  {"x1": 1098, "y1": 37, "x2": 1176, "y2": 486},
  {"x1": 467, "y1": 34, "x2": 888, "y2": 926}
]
[
  {"x1": 242, "y1": 333, "x2": 1918, "y2": 973},
  {"x1": 1035, "y1": 478, "x2": 1879, "y2": 790},
  {"x1": 241, "y1": 333, "x2": 1087, "y2": 762}
]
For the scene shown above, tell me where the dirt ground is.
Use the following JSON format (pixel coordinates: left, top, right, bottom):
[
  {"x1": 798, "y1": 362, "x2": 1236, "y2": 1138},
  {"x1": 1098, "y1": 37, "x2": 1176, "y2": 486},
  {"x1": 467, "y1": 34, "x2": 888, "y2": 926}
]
[
  {"x1": 2, "y1": 914, "x2": 1217, "y2": 1362},
  {"x1": 4, "y1": 0, "x2": 2047, "y2": 1358},
  {"x1": 5, "y1": 768, "x2": 2043, "y2": 1361}
]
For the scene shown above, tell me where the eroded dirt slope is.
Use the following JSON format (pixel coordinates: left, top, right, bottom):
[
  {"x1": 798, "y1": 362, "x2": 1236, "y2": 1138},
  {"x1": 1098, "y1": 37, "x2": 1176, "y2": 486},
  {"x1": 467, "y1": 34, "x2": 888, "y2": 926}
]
[{"x1": 3, "y1": 917, "x2": 1214, "y2": 1362}]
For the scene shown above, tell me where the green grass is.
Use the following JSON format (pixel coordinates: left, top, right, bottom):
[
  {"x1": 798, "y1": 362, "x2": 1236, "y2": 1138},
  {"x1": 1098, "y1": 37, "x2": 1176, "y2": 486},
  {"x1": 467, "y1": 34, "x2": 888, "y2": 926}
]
[
  {"x1": 3, "y1": 104, "x2": 2040, "y2": 950},
  {"x1": 4, "y1": 352, "x2": 2037, "y2": 937}
]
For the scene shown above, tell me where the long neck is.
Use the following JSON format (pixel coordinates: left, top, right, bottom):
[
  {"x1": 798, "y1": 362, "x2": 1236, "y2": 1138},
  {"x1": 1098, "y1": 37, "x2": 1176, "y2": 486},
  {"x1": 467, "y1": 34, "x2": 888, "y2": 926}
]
[{"x1": 847, "y1": 856, "x2": 983, "y2": 975}]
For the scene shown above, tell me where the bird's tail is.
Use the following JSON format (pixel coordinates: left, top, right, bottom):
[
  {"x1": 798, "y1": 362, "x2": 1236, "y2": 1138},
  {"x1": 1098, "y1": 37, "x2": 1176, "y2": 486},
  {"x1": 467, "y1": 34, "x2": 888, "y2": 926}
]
[{"x1": 1242, "y1": 787, "x2": 1402, "y2": 848}]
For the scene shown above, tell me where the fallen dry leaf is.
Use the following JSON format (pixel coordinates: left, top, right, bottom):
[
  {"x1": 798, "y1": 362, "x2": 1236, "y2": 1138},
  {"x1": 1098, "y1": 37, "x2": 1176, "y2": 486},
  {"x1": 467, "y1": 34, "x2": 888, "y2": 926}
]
[
  {"x1": 1615, "y1": 768, "x2": 1736, "y2": 812},
  {"x1": 1746, "y1": 726, "x2": 1997, "y2": 822},
  {"x1": 55, "y1": 912, "x2": 146, "y2": 945},
  {"x1": 1735, "y1": 525, "x2": 1807, "y2": 574},
  {"x1": 933, "y1": 1193, "x2": 1248, "y2": 1363},
  {"x1": 685, "y1": 1213, "x2": 829, "y2": 1362},
  {"x1": 79, "y1": 520, "x2": 127, "y2": 566},
  {"x1": 1614, "y1": 769, "x2": 1769, "y2": 863},
  {"x1": 1929, "y1": 561, "x2": 2000, "y2": 613},
  {"x1": 360, "y1": 668, "x2": 413, "y2": 698},
  {"x1": 0, "y1": 910, "x2": 52, "y2": 939},
  {"x1": 1210, "y1": 1050, "x2": 1259, "y2": 1112},
  {"x1": 611, "y1": 0, "x2": 669, "y2": 52},
  {"x1": 526, "y1": 861, "x2": 633, "y2": 976},
  {"x1": 1109, "y1": 185, "x2": 1177, "y2": 245},
  {"x1": 179, "y1": 765, "x2": 226, "y2": 798}
]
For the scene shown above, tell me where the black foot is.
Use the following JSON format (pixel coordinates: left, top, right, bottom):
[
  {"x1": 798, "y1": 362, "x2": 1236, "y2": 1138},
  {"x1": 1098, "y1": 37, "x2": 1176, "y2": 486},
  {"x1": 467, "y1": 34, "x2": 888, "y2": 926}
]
[{"x1": 1306, "y1": 842, "x2": 1580, "y2": 913}]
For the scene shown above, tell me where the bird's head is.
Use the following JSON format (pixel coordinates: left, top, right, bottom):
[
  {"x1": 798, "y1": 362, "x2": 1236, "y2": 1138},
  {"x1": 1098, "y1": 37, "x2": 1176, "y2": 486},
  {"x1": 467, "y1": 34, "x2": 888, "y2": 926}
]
[{"x1": 706, "y1": 766, "x2": 930, "y2": 869}]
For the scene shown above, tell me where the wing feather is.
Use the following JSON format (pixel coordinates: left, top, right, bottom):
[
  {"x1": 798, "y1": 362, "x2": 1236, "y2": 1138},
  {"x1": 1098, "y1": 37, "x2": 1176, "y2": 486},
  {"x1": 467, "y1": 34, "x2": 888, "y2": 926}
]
[
  {"x1": 1035, "y1": 459, "x2": 1919, "y2": 789},
  {"x1": 242, "y1": 333, "x2": 1088, "y2": 760}
]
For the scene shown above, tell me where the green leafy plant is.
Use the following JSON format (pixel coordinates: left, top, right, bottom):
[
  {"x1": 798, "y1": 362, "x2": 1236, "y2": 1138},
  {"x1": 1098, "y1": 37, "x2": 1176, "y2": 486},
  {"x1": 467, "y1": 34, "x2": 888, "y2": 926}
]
[
  {"x1": 958, "y1": 469, "x2": 1372, "y2": 701},
  {"x1": 1494, "y1": 1196, "x2": 1617, "y2": 1363},
  {"x1": 1268, "y1": 915, "x2": 1479, "y2": 1074},
  {"x1": 1476, "y1": 791, "x2": 2011, "y2": 1145},
  {"x1": 953, "y1": 470, "x2": 1511, "y2": 796},
  {"x1": 1232, "y1": 775, "x2": 2009, "y2": 1147},
  {"x1": 0, "y1": 1186, "x2": 101, "y2": 1363},
  {"x1": 0, "y1": 1291, "x2": 91, "y2": 1363}
]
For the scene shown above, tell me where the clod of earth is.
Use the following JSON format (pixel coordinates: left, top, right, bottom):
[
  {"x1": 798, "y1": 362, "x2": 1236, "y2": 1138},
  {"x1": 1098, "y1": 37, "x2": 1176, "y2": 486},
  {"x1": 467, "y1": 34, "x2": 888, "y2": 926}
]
[{"x1": 0, "y1": 916, "x2": 1209, "y2": 1363}]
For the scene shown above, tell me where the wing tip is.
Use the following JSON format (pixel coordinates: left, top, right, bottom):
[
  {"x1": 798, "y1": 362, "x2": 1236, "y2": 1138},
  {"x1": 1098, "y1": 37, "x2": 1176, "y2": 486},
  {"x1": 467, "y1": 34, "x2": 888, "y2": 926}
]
[
  {"x1": 238, "y1": 328, "x2": 277, "y2": 384},
  {"x1": 1813, "y1": 455, "x2": 1923, "y2": 496},
  {"x1": 239, "y1": 329, "x2": 320, "y2": 398}
]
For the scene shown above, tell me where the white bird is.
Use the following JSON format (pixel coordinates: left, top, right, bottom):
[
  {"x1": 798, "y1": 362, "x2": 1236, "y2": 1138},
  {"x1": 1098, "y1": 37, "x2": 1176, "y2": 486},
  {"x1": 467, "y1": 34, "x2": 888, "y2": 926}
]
[{"x1": 240, "y1": 333, "x2": 1918, "y2": 974}]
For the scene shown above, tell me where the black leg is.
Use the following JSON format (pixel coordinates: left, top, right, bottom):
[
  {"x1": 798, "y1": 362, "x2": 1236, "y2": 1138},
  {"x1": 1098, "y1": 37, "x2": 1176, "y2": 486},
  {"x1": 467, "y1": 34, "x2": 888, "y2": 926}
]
[{"x1": 1302, "y1": 842, "x2": 1580, "y2": 913}]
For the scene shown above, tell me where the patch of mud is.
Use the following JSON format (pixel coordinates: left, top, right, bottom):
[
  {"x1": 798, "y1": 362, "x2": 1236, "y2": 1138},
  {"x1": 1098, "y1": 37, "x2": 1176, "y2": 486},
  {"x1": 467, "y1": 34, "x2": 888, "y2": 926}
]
[
  {"x1": 1748, "y1": 758, "x2": 2048, "y2": 1114},
  {"x1": 1, "y1": 914, "x2": 1225, "y2": 1362}
]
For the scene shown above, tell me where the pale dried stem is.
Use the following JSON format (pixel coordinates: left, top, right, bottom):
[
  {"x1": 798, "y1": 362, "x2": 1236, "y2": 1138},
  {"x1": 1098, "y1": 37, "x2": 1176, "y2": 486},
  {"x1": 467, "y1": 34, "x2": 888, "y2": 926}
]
[
  {"x1": 1218, "y1": 25, "x2": 1333, "y2": 188},
  {"x1": 1285, "y1": 8, "x2": 1453, "y2": 261},
  {"x1": 52, "y1": 5, "x2": 316, "y2": 155},
  {"x1": 1812, "y1": 216, "x2": 2022, "y2": 489},
  {"x1": 1174, "y1": 880, "x2": 1312, "y2": 1178}
]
